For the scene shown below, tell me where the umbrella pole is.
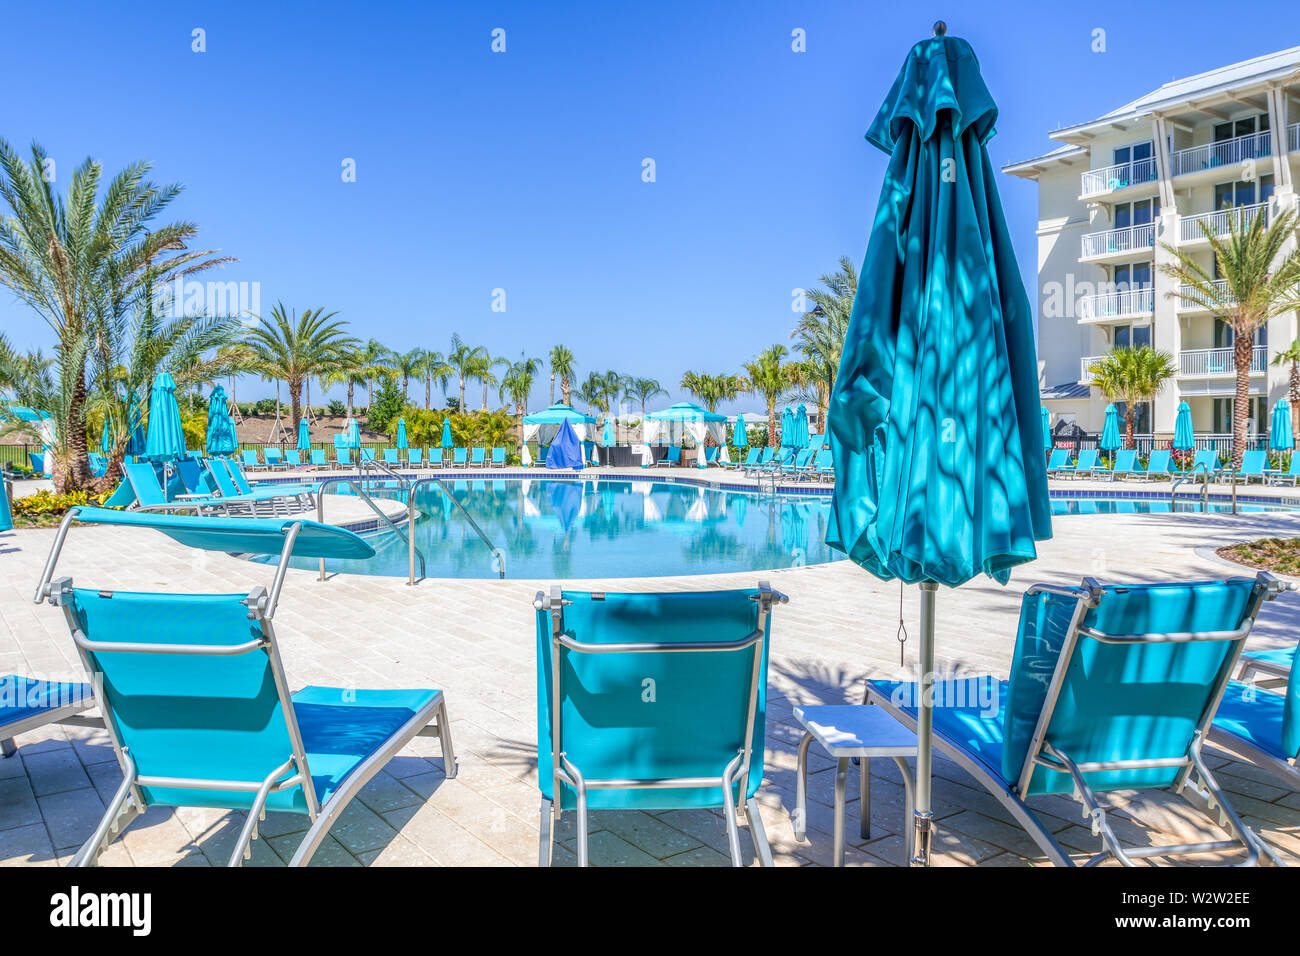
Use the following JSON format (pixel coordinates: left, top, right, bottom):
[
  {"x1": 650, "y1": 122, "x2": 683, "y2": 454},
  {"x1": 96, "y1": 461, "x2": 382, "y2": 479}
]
[{"x1": 911, "y1": 580, "x2": 938, "y2": 867}]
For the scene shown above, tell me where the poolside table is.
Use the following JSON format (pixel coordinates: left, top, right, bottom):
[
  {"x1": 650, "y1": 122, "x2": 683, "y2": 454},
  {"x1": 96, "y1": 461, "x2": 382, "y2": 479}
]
[{"x1": 793, "y1": 704, "x2": 918, "y2": 866}]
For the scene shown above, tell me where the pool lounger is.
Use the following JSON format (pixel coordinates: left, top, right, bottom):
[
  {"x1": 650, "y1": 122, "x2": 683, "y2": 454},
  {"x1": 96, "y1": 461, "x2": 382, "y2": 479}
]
[
  {"x1": 534, "y1": 583, "x2": 786, "y2": 867},
  {"x1": 865, "y1": 573, "x2": 1289, "y2": 867},
  {"x1": 1210, "y1": 654, "x2": 1300, "y2": 790},
  {"x1": 34, "y1": 507, "x2": 456, "y2": 867},
  {"x1": 1, "y1": 675, "x2": 98, "y2": 759}
]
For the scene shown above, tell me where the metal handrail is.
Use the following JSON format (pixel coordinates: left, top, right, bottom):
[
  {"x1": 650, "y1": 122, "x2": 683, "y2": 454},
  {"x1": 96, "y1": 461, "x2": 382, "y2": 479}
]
[
  {"x1": 408, "y1": 476, "x2": 504, "y2": 583},
  {"x1": 314, "y1": 476, "x2": 425, "y2": 581},
  {"x1": 1170, "y1": 463, "x2": 1211, "y2": 513},
  {"x1": 357, "y1": 454, "x2": 411, "y2": 499}
]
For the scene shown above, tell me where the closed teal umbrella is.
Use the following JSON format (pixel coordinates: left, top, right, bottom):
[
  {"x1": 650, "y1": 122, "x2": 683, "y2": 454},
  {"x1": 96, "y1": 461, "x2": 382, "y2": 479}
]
[
  {"x1": 396, "y1": 418, "x2": 409, "y2": 450},
  {"x1": 297, "y1": 417, "x2": 310, "y2": 451},
  {"x1": 0, "y1": 476, "x2": 11, "y2": 532},
  {"x1": 142, "y1": 373, "x2": 187, "y2": 463},
  {"x1": 440, "y1": 418, "x2": 454, "y2": 448},
  {"x1": 345, "y1": 418, "x2": 361, "y2": 449},
  {"x1": 780, "y1": 407, "x2": 793, "y2": 446},
  {"x1": 1270, "y1": 399, "x2": 1293, "y2": 451},
  {"x1": 1040, "y1": 406, "x2": 1051, "y2": 451},
  {"x1": 205, "y1": 385, "x2": 238, "y2": 456},
  {"x1": 1172, "y1": 401, "x2": 1195, "y2": 451},
  {"x1": 1100, "y1": 404, "x2": 1121, "y2": 452},
  {"x1": 124, "y1": 389, "x2": 146, "y2": 458},
  {"x1": 794, "y1": 404, "x2": 809, "y2": 447},
  {"x1": 733, "y1": 415, "x2": 748, "y2": 448},
  {"x1": 825, "y1": 28, "x2": 1050, "y2": 866},
  {"x1": 601, "y1": 416, "x2": 615, "y2": 447}
]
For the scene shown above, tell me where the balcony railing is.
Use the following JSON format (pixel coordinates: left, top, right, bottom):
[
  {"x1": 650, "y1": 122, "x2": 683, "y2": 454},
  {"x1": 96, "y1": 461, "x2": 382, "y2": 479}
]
[
  {"x1": 1080, "y1": 222, "x2": 1155, "y2": 259},
  {"x1": 1175, "y1": 279, "x2": 1233, "y2": 311},
  {"x1": 1078, "y1": 288, "x2": 1154, "y2": 321},
  {"x1": 1080, "y1": 157, "x2": 1158, "y2": 197},
  {"x1": 1179, "y1": 202, "x2": 1268, "y2": 244},
  {"x1": 1080, "y1": 355, "x2": 1106, "y2": 380},
  {"x1": 1169, "y1": 130, "x2": 1272, "y2": 178},
  {"x1": 1179, "y1": 346, "x2": 1266, "y2": 376}
]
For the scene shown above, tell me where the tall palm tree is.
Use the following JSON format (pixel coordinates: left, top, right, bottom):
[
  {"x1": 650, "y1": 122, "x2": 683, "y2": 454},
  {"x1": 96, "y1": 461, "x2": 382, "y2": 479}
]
[
  {"x1": 594, "y1": 370, "x2": 627, "y2": 419},
  {"x1": 679, "y1": 372, "x2": 742, "y2": 412},
  {"x1": 1272, "y1": 339, "x2": 1300, "y2": 438},
  {"x1": 549, "y1": 345, "x2": 576, "y2": 406},
  {"x1": 1087, "y1": 345, "x2": 1178, "y2": 449},
  {"x1": 321, "y1": 346, "x2": 369, "y2": 420},
  {"x1": 576, "y1": 372, "x2": 608, "y2": 414},
  {"x1": 390, "y1": 347, "x2": 426, "y2": 402},
  {"x1": 472, "y1": 352, "x2": 507, "y2": 411},
  {"x1": 793, "y1": 256, "x2": 855, "y2": 421},
  {"x1": 361, "y1": 339, "x2": 392, "y2": 412},
  {"x1": 244, "y1": 304, "x2": 357, "y2": 426},
  {"x1": 741, "y1": 344, "x2": 796, "y2": 444},
  {"x1": 420, "y1": 350, "x2": 452, "y2": 410},
  {"x1": 625, "y1": 377, "x2": 667, "y2": 417},
  {"x1": 1161, "y1": 208, "x2": 1300, "y2": 467},
  {"x1": 0, "y1": 140, "x2": 233, "y2": 490},
  {"x1": 499, "y1": 355, "x2": 542, "y2": 431},
  {"x1": 447, "y1": 334, "x2": 490, "y2": 412}
]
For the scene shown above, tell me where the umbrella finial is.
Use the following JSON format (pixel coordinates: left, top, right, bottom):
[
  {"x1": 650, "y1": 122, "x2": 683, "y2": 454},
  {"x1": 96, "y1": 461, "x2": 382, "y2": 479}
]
[{"x1": 932, "y1": 20, "x2": 947, "y2": 36}]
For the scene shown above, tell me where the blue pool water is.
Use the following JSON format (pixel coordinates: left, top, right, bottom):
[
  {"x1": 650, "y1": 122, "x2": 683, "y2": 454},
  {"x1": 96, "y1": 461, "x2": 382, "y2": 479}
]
[
  {"x1": 286, "y1": 478, "x2": 843, "y2": 580},
  {"x1": 1050, "y1": 498, "x2": 1296, "y2": 516}
]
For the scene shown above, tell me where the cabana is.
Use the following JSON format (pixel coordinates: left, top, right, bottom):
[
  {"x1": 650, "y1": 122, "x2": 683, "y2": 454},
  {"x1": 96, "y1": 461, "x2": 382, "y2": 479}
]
[
  {"x1": 642, "y1": 402, "x2": 728, "y2": 467},
  {"x1": 521, "y1": 404, "x2": 596, "y2": 466}
]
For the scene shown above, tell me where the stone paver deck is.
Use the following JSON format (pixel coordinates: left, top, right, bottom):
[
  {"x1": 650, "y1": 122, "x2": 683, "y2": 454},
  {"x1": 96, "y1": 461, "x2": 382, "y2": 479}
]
[{"x1": 1, "y1": 476, "x2": 1298, "y2": 867}]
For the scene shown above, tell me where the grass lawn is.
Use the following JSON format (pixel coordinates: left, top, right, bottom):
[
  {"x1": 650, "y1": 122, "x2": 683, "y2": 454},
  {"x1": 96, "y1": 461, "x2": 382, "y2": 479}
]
[{"x1": 1218, "y1": 538, "x2": 1300, "y2": 577}]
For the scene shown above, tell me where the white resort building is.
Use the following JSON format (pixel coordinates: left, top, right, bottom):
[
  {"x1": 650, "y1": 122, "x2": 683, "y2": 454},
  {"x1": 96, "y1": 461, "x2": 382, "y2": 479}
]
[{"x1": 1005, "y1": 45, "x2": 1300, "y2": 452}]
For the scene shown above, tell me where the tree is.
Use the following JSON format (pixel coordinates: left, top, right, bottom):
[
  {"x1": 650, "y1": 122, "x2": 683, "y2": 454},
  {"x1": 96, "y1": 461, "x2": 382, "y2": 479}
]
[
  {"x1": 471, "y1": 351, "x2": 507, "y2": 411},
  {"x1": 390, "y1": 347, "x2": 426, "y2": 402},
  {"x1": 361, "y1": 339, "x2": 392, "y2": 412},
  {"x1": 1161, "y1": 208, "x2": 1300, "y2": 467},
  {"x1": 792, "y1": 256, "x2": 855, "y2": 421},
  {"x1": 0, "y1": 140, "x2": 232, "y2": 490},
  {"x1": 321, "y1": 346, "x2": 369, "y2": 420},
  {"x1": 499, "y1": 355, "x2": 542, "y2": 432},
  {"x1": 244, "y1": 303, "x2": 357, "y2": 426},
  {"x1": 741, "y1": 344, "x2": 796, "y2": 444},
  {"x1": 367, "y1": 375, "x2": 405, "y2": 434},
  {"x1": 1272, "y1": 339, "x2": 1300, "y2": 439},
  {"x1": 679, "y1": 372, "x2": 742, "y2": 412},
  {"x1": 549, "y1": 345, "x2": 576, "y2": 406},
  {"x1": 1087, "y1": 345, "x2": 1178, "y2": 449},
  {"x1": 625, "y1": 377, "x2": 667, "y2": 417},
  {"x1": 447, "y1": 334, "x2": 490, "y2": 412},
  {"x1": 576, "y1": 372, "x2": 607, "y2": 414},
  {"x1": 420, "y1": 350, "x2": 452, "y2": 410}
]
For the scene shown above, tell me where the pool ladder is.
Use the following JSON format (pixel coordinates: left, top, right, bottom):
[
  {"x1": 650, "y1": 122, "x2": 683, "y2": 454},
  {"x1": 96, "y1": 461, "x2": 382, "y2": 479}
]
[
  {"x1": 1170, "y1": 463, "x2": 1213, "y2": 514},
  {"x1": 407, "y1": 476, "x2": 505, "y2": 583},
  {"x1": 315, "y1": 472, "x2": 426, "y2": 581}
]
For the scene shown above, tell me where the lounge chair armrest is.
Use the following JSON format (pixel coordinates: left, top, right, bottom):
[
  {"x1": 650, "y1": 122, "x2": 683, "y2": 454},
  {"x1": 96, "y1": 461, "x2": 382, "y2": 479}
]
[{"x1": 40, "y1": 576, "x2": 74, "y2": 606}]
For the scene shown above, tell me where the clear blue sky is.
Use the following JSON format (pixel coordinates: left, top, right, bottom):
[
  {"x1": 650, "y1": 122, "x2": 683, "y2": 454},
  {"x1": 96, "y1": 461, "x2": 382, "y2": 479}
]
[{"x1": 0, "y1": 0, "x2": 1286, "y2": 414}]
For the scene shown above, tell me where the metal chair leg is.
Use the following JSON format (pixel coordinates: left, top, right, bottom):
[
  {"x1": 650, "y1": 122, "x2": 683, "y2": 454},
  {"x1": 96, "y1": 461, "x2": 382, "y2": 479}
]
[
  {"x1": 538, "y1": 798, "x2": 554, "y2": 867},
  {"x1": 859, "y1": 756, "x2": 871, "y2": 839},
  {"x1": 747, "y1": 797, "x2": 774, "y2": 867},
  {"x1": 833, "y1": 756, "x2": 848, "y2": 867},
  {"x1": 794, "y1": 732, "x2": 812, "y2": 841}
]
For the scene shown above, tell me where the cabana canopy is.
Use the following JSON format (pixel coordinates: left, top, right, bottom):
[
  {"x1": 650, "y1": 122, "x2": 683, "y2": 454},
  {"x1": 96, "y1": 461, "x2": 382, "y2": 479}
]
[
  {"x1": 523, "y1": 404, "x2": 595, "y2": 444},
  {"x1": 643, "y1": 402, "x2": 728, "y2": 466}
]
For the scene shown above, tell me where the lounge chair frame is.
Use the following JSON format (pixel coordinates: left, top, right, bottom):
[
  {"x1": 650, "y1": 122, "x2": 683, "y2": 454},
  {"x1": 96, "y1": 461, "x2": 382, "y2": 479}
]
[
  {"x1": 34, "y1": 511, "x2": 456, "y2": 868},
  {"x1": 867, "y1": 573, "x2": 1287, "y2": 867},
  {"x1": 533, "y1": 583, "x2": 786, "y2": 868}
]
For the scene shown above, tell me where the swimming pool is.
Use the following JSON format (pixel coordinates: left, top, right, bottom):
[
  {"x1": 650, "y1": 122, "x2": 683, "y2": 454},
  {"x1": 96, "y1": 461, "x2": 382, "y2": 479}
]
[
  {"x1": 1050, "y1": 495, "x2": 1300, "y2": 515},
  {"x1": 282, "y1": 478, "x2": 844, "y2": 580}
]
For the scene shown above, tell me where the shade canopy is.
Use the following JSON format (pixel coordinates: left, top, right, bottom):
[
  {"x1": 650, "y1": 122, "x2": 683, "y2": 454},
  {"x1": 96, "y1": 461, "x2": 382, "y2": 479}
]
[
  {"x1": 1172, "y1": 402, "x2": 1195, "y2": 451},
  {"x1": 733, "y1": 414, "x2": 748, "y2": 448},
  {"x1": 297, "y1": 417, "x2": 310, "y2": 450},
  {"x1": 545, "y1": 419, "x2": 585, "y2": 470},
  {"x1": 825, "y1": 33, "x2": 1050, "y2": 589},
  {"x1": 205, "y1": 385, "x2": 238, "y2": 456},
  {"x1": 1271, "y1": 400, "x2": 1294, "y2": 451},
  {"x1": 601, "y1": 417, "x2": 615, "y2": 447},
  {"x1": 142, "y1": 373, "x2": 188, "y2": 463},
  {"x1": 642, "y1": 402, "x2": 727, "y2": 466},
  {"x1": 395, "y1": 418, "x2": 408, "y2": 450},
  {"x1": 524, "y1": 404, "x2": 595, "y2": 447},
  {"x1": 1100, "y1": 404, "x2": 1121, "y2": 451},
  {"x1": 440, "y1": 418, "x2": 454, "y2": 448}
]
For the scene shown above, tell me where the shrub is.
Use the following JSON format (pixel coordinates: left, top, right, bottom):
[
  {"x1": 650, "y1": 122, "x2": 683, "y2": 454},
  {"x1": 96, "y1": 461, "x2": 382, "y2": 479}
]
[
  {"x1": 11, "y1": 489, "x2": 113, "y2": 527},
  {"x1": 368, "y1": 378, "x2": 405, "y2": 434},
  {"x1": 327, "y1": 399, "x2": 346, "y2": 417},
  {"x1": 254, "y1": 398, "x2": 278, "y2": 415}
]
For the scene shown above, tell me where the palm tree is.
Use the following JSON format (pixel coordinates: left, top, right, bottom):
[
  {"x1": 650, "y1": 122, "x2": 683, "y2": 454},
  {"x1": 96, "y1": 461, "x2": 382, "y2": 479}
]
[
  {"x1": 361, "y1": 339, "x2": 392, "y2": 412},
  {"x1": 1272, "y1": 339, "x2": 1300, "y2": 438},
  {"x1": 244, "y1": 303, "x2": 357, "y2": 426},
  {"x1": 420, "y1": 350, "x2": 452, "y2": 410},
  {"x1": 595, "y1": 370, "x2": 627, "y2": 420},
  {"x1": 499, "y1": 355, "x2": 542, "y2": 431},
  {"x1": 390, "y1": 347, "x2": 426, "y2": 402},
  {"x1": 625, "y1": 377, "x2": 667, "y2": 417},
  {"x1": 1161, "y1": 208, "x2": 1300, "y2": 467},
  {"x1": 0, "y1": 140, "x2": 233, "y2": 490},
  {"x1": 1087, "y1": 346, "x2": 1178, "y2": 449},
  {"x1": 793, "y1": 256, "x2": 855, "y2": 421},
  {"x1": 576, "y1": 372, "x2": 607, "y2": 414},
  {"x1": 472, "y1": 352, "x2": 507, "y2": 411},
  {"x1": 679, "y1": 372, "x2": 743, "y2": 412},
  {"x1": 321, "y1": 346, "x2": 370, "y2": 420},
  {"x1": 549, "y1": 345, "x2": 576, "y2": 406},
  {"x1": 447, "y1": 334, "x2": 491, "y2": 412},
  {"x1": 741, "y1": 344, "x2": 796, "y2": 444}
]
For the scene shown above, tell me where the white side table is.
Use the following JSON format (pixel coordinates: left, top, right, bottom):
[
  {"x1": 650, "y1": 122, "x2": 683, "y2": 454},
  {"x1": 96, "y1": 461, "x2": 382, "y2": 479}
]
[{"x1": 793, "y1": 704, "x2": 918, "y2": 867}]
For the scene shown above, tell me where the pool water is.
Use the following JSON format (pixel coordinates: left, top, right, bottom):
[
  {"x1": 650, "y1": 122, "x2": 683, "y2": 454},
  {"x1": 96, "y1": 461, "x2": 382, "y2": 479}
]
[
  {"x1": 290, "y1": 478, "x2": 843, "y2": 580},
  {"x1": 1050, "y1": 498, "x2": 1296, "y2": 516}
]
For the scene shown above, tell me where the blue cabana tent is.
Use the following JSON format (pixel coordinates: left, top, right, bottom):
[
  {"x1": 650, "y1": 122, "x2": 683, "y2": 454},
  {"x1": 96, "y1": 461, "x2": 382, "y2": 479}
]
[
  {"x1": 642, "y1": 402, "x2": 728, "y2": 467},
  {"x1": 545, "y1": 419, "x2": 585, "y2": 471},
  {"x1": 523, "y1": 404, "x2": 595, "y2": 466}
]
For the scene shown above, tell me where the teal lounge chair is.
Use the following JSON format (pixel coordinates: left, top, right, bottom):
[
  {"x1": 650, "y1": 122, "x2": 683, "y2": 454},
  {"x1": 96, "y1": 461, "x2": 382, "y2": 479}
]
[
  {"x1": 263, "y1": 448, "x2": 284, "y2": 469},
  {"x1": 491, "y1": 447, "x2": 506, "y2": 467},
  {"x1": 655, "y1": 446, "x2": 682, "y2": 467},
  {"x1": 384, "y1": 448, "x2": 401, "y2": 467},
  {"x1": 745, "y1": 447, "x2": 775, "y2": 476},
  {"x1": 727, "y1": 449, "x2": 760, "y2": 472},
  {"x1": 360, "y1": 447, "x2": 376, "y2": 463},
  {"x1": 334, "y1": 448, "x2": 352, "y2": 470},
  {"x1": 470, "y1": 447, "x2": 486, "y2": 467},
  {"x1": 283, "y1": 450, "x2": 302, "y2": 468},
  {"x1": 426, "y1": 448, "x2": 442, "y2": 469},
  {"x1": 1235, "y1": 644, "x2": 1296, "y2": 684},
  {"x1": 1212, "y1": 644, "x2": 1300, "y2": 790},
  {"x1": 1108, "y1": 448, "x2": 1141, "y2": 480},
  {"x1": 241, "y1": 449, "x2": 264, "y2": 471},
  {"x1": 1046, "y1": 449, "x2": 1072, "y2": 477},
  {"x1": 813, "y1": 448, "x2": 834, "y2": 481},
  {"x1": 1071, "y1": 448, "x2": 1101, "y2": 478},
  {"x1": 865, "y1": 573, "x2": 1288, "y2": 866},
  {"x1": 309, "y1": 449, "x2": 328, "y2": 469},
  {"x1": 225, "y1": 459, "x2": 317, "y2": 506},
  {"x1": 175, "y1": 457, "x2": 214, "y2": 497},
  {"x1": 34, "y1": 507, "x2": 456, "y2": 867},
  {"x1": 534, "y1": 584, "x2": 787, "y2": 866},
  {"x1": 1225, "y1": 449, "x2": 1268, "y2": 484},
  {"x1": 699, "y1": 446, "x2": 720, "y2": 468},
  {"x1": 452, "y1": 448, "x2": 468, "y2": 467},
  {"x1": 1, "y1": 675, "x2": 97, "y2": 758},
  {"x1": 409, "y1": 448, "x2": 425, "y2": 468},
  {"x1": 1190, "y1": 449, "x2": 1221, "y2": 482},
  {"x1": 122, "y1": 461, "x2": 214, "y2": 512},
  {"x1": 1143, "y1": 449, "x2": 1175, "y2": 480},
  {"x1": 203, "y1": 460, "x2": 311, "y2": 516},
  {"x1": 781, "y1": 449, "x2": 815, "y2": 480}
]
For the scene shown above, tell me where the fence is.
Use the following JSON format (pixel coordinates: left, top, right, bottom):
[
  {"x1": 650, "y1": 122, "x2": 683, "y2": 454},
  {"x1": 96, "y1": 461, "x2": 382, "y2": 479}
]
[{"x1": 1056, "y1": 433, "x2": 1267, "y2": 457}]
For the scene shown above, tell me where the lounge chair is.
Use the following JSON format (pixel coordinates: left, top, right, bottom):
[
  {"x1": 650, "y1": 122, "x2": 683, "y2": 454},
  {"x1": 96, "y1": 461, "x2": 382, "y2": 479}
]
[
  {"x1": 726, "y1": 449, "x2": 760, "y2": 472},
  {"x1": 1269, "y1": 455, "x2": 1300, "y2": 486},
  {"x1": 452, "y1": 448, "x2": 468, "y2": 467},
  {"x1": 384, "y1": 448, "x2": 401, "y2": 467},
  {"x1": 360, "y1": 447, "x2": 376, "y2": 464},
  {"x1": 744, "y1": 448, "x2": 775, "y2": 476},
  {"x1": 1190, "y1": 449, "x2": 1221, "y2": 482},
  {"x1": 1045, "y1": 448, "x2": 1072, "y2": 477},
  {"x1": 263, "y1": 448, "x2": 284, "y2": 470},
  {"x1": 535, "y1": 445, "x2": 548, "y2": 467},
  {"x1": 781, "y1": 449, "x2": 815, "y2": 480},
  {"x1": 1143, "y1": 449, "x2": 1176, "y2": 480},
  {"x1": 241, "y1": 449, "x2": 264, "y2": 471},
  {"x1": 865, "y1": 573, "x2": 1289, "y2": 866},
  {"x1": 814, "y1": 448, "x2": 834, "y2": 481},
  {"x1": 1235, "y1": 644, "x2": 1295, "y2": 684},
  {"x1": 533, "y1": 583, "x2": 787, "y2": 866},
  {"x1": 1211, "y1": 646, "x2": 1300, "y2": 789},
  {"x1": 34, "y1": 506, "x2": 456, "y2": 867},
  {"x1": 755, "y1": 448, "x2": 794, "y2": 476},
  {"x1": 1070, "y1": 448, "x2": 1101, "y2": 478},
  {"x1": 283, "y1": 450, "x2": 302, "y2": 468},
  {"x1": 225, "y1": 459, "x2": 317, "y2": 505},
  {"x1": 409, "y1": 448, "x2": 425, "y2": 469},
  {"x1": 1108, "y1": 448, "x2": 1141, "y2": 480},
  {"x1": 1, "y1": 675, "x2": 97, "y2": 759},
  {"x1": 334, "y1": 448, "x2": 352, "y2": 470},
  {"x1": 121, "y1": 461, "x2": 216, "y2": 512},
  {"x1": 697, "y1": 446, "x2": 720, "y2": 469},
  {"x1": 655, "y1": 446, "x2": 682, "y2": 467},
  {"x1": 203, "y1": 460, "x2": 312, "y2": 516},
  {"x1": 491, "y1": 447, "x2": 506, "y2": 467},
  {"x1": 306, "y1": 449, "x2": 325, "y2": 469},
  {"x1": 427, "y1": 449, "x2": 443, "y2": 469},
  {"x1": 1224, "y1": 449, "x2": 1268, "y2": 484},
  {"x1": 470, "y1": 447, "x2": 486, "y2": 467}
]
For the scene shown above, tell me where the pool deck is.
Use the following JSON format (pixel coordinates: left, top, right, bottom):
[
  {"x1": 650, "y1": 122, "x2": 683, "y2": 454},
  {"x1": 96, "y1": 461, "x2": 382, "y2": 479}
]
[{"x1": 1, "y1": 473, "x2": 1299, "y2": 867}]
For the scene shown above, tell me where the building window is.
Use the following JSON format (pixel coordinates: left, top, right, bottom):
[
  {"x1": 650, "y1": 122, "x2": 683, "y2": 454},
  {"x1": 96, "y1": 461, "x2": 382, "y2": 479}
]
[
  {"x1": 1212, "y1": 397, "x2": 1266, "y2": 434},
  {"x1": 1113, "y1": 401, "x2": 1151, "y2": 434},
  {"x1": 1212, "y1": 319, "x2": 1266, "y2": 350},
  {"x1": 1113, "y1": 262, "x2": 1152, "y2": 292},
  {"x1": 1214, "y1": 175, "x2": 1273, "y2": 208},
  {"x1": 1114, "y1": 324, "x2": 1152, "y2": 349},
  {"x1": 1114, "y1": 198, "x2": 1159, "y2": 228}
]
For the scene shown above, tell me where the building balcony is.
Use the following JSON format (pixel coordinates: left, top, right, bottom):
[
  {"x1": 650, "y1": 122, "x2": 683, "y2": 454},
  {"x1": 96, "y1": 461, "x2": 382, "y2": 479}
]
[
  {"x1": 1169, "y1": 130, "x2": 1271, "y2": 180},
  {"x1": 1078, "y1": 288, "x2": 1154, "y2": 323},
  {"x1": 1079, "y1": 157, "x2": 1158, "y2": 199},
  {"x1": 1175, "y1": 279, "x2": 1232, "y2": 313},
  {"x1": 1080, "y1": 222, "x2": 1155, "y2": 261},
  {"x1": 1178, "y1": 346, "x2": 1266, "y2": 376},
  {"x1": 1178, "y1": 202, "x2": 1268, "y2": 245},
  {"x1": 1079, "y1": 355, "x2": 1105, "y2": 382}
]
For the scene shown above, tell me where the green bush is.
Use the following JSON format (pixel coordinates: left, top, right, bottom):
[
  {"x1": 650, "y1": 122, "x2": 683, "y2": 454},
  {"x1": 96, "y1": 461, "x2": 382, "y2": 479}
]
[
  {"x1": 254, "y1": 398, "x2": 277, "y2": 415},
  {"x1": 327, "y1": 399, "x2": 346, "y2": 417},
  {"x1": 11, "y1": 489, "x2": 112, "y2": 526}
]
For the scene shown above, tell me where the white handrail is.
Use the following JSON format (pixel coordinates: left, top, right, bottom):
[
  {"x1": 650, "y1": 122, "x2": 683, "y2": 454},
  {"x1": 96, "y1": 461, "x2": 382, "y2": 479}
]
[
  {"x1": 1179, "y1": 202, "x2": 1268, "y2": 243},
  {"x1": 1169, "y1": 131, "x2": 1271, "y2": 178},
  {"x1": 1080, "y1": 157, "x2": 1158, "y2": 197},
  {"x1": 1078, "y1": 288, "x2": 1154, "y2": 320},
  {"x1": 1081, "y1": 223, "x2": 1155, "y2": 259},
  {"x1": 1178, "y1": 346, "x2": 1266, "y2": 375}
]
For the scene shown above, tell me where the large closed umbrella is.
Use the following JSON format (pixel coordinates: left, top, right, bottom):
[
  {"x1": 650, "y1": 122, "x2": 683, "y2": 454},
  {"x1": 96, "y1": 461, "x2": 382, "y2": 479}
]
[
  {"x1": 1172, "y1": 401, "x2": 1195, "y2": 451},
  {"x1": 122, "y1": 389, "x2": 147, "y2": 458},
  {"x1": 297, "y1": 417, "x2": 310, "y2": 451},
  {"x1": 779, "y1": 407, "x2": 794, "y2": 447},
  {"x1": 1100, "y1": 404, "x2": 1121, "y2": 453},
  {"x1": 344, "y1": 418, "x2": 361, "y2": 449},
  {"x1": 794, "y1": 404, "x2": 809, "y2": 448},
  {"x1": 601, "y1": 416, "x2": 615, "y2": 447},
  {"x1": 1270, "y1": 399, "x2": 1293, "y2": 453},
  {"x1": 825, "y1": 26, "x2": 1050, "y2": 866},
  {"x1": 142, "y1": 373, "x2": 187, "y2": 463},
  {"x1": 205, "y1": 385, "x2": 238, "y2": 456},
  {"x1": 546, "y1": 419, "x2": 584, "y2": 471},
  {"x1": 396, "y1": 418, "x2": 409, "y2": 450},
  {"x1": 733, "y1": 414, "x2": 748, "y2": 448},
  {"x1": 440, "y1": 418, "x2": 454, "y2": 449},
  {"x1": 1040, "y1": 406, "x2": 1051, "y2": 452}
]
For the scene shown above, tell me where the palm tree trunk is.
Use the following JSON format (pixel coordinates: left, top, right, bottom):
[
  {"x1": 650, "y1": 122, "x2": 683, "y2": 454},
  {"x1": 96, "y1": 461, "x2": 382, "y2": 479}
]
[
  {"x1": 290, "y1": 379, "x2": 303, "y2": 429},
  {"x1": 550, "y1": 373, "x2": 556, "y2": 405},
  {"x1": 561, "y1": 377, "x2": 571, "y2": 406},
  {"x1": 425, "y1": 374, "x2": 432, "y2": 410},
  {"x1": 459, "y1": 376, "x2": 466, "y2": 411},
  {"x1": 1291, "y1": 359, "x2": 1299, "y2": 438},
  {"x1": 482, "y1": 380, "x2": 489, "y2": 412},
  {"x1": 346, "y1": 381, "x2": 355, "y2": 420},
  {"x1": 767, "y1": 397, "x2": 777, "y2": 445},
  {"x1": 366, "y1": 376, "x2": 373, "y2": 412},
  {"x1": 1232, "y1": 333, "x2": 1254, "y2": 469},
  {"x1": 64, "y1": 372, "x2": 92, "y2": 492},
  {"x1": 1125, "y1": 407, "x2": 1135, "y2": 449}
]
